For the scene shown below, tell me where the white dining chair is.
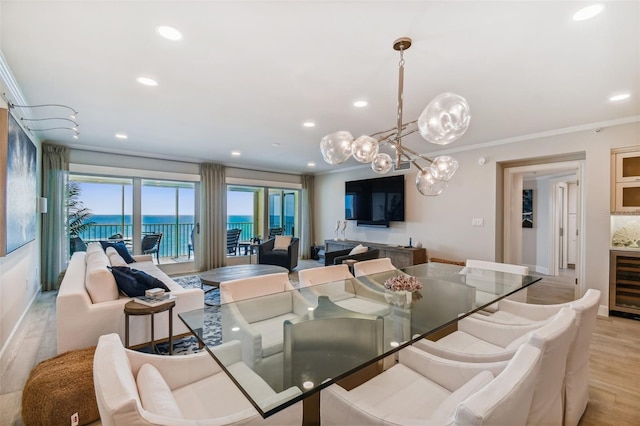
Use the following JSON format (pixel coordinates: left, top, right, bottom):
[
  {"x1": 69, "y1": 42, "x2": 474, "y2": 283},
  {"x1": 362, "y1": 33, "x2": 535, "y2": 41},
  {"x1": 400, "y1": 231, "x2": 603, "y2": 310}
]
[
  {"x1": 297, "y1": 264, "x2": 390, "y2": 316},
  {"x1": 353, "y1": 257, "x2": 396, "y2": 277},
  {"x1": 465, "y1": 259, "x2": 530, "y2": 307},
  {"x1": 321, "y1": 342, "x2": 542, "y2": 425},
  {"x1": 467, "y1": 289, "x2": 601, "y2": 426},
  {"x1": 220, "y1": 272, "x2": 294, "y2": 303},
  {"x1": 415, "y1": 307, "x2": 576, "y2": 425},
  {"x1": 93, "y1": 333, "x2": 302, "y2": 426}
]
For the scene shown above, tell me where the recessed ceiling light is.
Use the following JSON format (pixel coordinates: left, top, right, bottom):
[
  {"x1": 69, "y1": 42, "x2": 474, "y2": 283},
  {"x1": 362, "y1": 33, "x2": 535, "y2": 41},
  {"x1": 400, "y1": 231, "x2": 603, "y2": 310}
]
[
  {"x1": 231, "y1": 150, "x2": 241, "y2": 157},
  {"x1": 156, "y1": 25, "x2": 182, "y2": 41},
  {"x1": 137, "y1": 77, "x2": 158, "y2": 86},
  {"x1": 115, "y1": 133, "x2": 128, "y2": 139},
  {"x1": 307, "y1": 162, "x2": 316, "y2": 167},
  {"x1": 272, "y1": 142, "x2": 281, "y2": 147},
  {"x1": 303, "y1": 121, "x2": 315, "y2": 128},
  {"x1": 609, "y1": 93, "x2": 631, "y2": 102},
  {"x1": 353, "y1": 100, "x2": 368, "y2": 108},
  {"x1": 572, "y1": 4, "x2": 605, "y2": 21}
]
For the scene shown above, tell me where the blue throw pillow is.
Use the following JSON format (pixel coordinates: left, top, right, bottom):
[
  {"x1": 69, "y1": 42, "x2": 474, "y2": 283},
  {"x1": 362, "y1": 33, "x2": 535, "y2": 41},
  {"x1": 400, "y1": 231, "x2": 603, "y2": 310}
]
[
  {"x1": 100, "y1": 241, "x2": 135, "y2": 264},
  {"x1": 109, "y1": 266, "x2": 171, "y2": 297}
]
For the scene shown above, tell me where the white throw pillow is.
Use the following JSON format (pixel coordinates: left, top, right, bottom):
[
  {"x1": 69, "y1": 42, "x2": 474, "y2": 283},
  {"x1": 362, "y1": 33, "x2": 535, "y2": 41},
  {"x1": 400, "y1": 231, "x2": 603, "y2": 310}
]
[
  {"x1": 105, "y1": 246, "x2": 127, "y2": 267},
  {"x1": 273, "y1": 235, "x2": 292, "y2": 250},
  {"x1": 137, "y1": 363, "x2": 183, "y2": 419},
  {"x1": 349, "y1": 244, "x2": 368, "y2": 255},
  {"x1": 85, "y1": 249, "x2": 119, "y2": 303}
]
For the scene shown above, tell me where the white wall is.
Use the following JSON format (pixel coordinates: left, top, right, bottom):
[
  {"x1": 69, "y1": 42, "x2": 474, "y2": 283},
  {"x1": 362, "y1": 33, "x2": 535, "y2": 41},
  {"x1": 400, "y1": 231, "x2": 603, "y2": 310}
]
[
  {"x1": 0, "y1": 97, "x2": 42, "y2": 355},
  {"x1": 315, "y1": 122, "x2": 640, "y2": 310}
]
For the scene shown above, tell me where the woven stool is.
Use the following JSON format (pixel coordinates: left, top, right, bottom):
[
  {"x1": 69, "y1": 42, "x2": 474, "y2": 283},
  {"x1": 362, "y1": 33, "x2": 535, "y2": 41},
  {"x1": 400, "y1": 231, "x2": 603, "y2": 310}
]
[{"x1": 22, "y1": 347, "x2": 99, "y2": 426}]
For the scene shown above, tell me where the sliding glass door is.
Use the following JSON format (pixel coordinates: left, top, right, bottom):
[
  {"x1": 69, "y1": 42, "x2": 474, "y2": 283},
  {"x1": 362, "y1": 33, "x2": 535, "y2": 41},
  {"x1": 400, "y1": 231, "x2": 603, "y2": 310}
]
[{"x1": 69, "y1": 174, "x2": 196, "y2": 265}]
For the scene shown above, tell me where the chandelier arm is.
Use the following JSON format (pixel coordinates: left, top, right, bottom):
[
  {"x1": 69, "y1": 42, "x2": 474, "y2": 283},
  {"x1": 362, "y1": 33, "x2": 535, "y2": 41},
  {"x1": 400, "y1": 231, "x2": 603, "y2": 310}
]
[
  {"x1": 371, "y1": 120, "x2": 418, "y2": 140},
  {"x1": 386, "y1": 140, "x2": 426, "y2": 172}
]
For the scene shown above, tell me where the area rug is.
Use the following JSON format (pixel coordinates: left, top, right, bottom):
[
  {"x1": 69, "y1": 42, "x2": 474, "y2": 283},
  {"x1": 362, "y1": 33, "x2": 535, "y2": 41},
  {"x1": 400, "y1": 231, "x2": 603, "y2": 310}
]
[{"x1": 155, "y1": 275, "x2": 222, "y2": 355}]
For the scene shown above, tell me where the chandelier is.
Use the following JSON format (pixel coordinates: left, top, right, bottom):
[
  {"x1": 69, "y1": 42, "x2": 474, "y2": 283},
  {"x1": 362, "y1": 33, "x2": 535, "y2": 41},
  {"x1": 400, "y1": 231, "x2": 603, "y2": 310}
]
[{"x1": 320, "y1": 37, "x2": 471, "y2": 196}]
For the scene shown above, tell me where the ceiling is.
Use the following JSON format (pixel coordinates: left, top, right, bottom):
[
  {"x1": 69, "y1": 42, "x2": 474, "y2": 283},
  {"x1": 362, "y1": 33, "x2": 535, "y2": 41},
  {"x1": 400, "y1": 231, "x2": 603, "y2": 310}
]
[{"x1": 1, "y1": 1, "x2": 638, "y2": 175}]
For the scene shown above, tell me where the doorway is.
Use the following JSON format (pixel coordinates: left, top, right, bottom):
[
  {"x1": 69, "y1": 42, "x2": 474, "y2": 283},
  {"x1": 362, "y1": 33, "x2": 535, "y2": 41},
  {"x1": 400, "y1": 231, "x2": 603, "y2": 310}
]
[{"x1": 502, "y1": 160, "x2": 584, "y2": 297}]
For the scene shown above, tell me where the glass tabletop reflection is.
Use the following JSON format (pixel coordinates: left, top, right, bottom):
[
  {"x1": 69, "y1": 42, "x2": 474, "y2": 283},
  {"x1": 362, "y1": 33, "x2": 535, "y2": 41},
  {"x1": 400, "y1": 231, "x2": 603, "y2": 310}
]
[{"x1": 178, "y1": 261, "x2": 541, "y2": 418}]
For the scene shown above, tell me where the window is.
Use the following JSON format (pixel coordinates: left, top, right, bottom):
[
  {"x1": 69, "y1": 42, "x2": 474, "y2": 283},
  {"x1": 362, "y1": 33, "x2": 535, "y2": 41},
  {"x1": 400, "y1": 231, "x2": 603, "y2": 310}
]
[
  {"x1": 69, "y1": 174, "x2": 196, "y2": 264},
  {"x1": 227, "y1": 185, "x2": 299, "y2": 253}
]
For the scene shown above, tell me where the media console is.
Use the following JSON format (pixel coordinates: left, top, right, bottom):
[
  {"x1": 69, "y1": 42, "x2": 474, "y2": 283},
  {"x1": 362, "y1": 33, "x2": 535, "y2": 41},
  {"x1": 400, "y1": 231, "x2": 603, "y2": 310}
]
[{"x1": 324, "y1": 239, "x2": 427, "y2": 268}]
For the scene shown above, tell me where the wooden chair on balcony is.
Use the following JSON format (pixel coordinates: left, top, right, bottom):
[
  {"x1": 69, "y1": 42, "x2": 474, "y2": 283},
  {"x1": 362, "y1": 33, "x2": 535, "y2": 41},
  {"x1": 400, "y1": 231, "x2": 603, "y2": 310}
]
[
  {"x1": 141, "y1": 233, "x2": 163, "y2": 263},
  {"x1": 227, "y1": 228, "x2": 242, "y2": 256}
]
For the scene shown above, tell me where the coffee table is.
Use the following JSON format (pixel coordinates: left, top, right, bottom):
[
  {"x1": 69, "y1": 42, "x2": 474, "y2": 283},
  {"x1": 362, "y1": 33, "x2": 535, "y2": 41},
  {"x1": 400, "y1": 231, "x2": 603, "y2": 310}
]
[{"x1": 200, "y1": 264, "x2": 288, "y2": 292}]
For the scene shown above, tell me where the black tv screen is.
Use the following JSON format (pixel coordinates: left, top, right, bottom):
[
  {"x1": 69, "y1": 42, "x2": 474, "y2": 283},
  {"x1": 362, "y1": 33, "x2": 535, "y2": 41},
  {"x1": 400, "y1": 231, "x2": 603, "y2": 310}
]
[{"x1": 345, "y1": 175, "x2": 405, "y2": 225}]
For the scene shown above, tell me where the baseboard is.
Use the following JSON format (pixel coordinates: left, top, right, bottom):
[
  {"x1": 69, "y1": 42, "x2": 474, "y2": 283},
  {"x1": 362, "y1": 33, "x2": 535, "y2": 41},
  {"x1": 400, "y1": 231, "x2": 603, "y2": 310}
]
[
  {"x1": 0, "y1": 288, "x2": 41, "y2": 360},
  {"x1": 598, "y1": 305, "x2": 609, "y2": 317}
]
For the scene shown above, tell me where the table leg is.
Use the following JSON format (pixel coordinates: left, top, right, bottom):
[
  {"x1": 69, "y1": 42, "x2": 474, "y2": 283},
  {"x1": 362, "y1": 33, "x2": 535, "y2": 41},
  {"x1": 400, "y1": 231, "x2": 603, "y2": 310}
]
[
  {"x1": 151, "y1": 313, "x2": 155, "y2": 354},
  {"x1": 168, "y1": 306, "x2": 173, "y2": 356},
  {"x1": 125, "y1": 313, "x2": 130, "y2": 348}
]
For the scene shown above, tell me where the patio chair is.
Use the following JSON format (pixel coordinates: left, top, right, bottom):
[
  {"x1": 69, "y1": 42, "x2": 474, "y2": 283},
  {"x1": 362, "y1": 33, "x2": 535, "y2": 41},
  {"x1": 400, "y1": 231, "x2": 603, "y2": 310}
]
[
  {"x1": 108, "y1": 233, "x2": 122, "y2": 240},
  {"x1": 227, "y1": 228, "x2": 242, "y2": 255},
  {"x1": 141, "y1": 233, "x2": 162, "y2": 263},
  {"x1": 268, "y1": 227, "x2": 283, "y2": 239},
  {"x1": 187, "y1": 227, "x2": 195, "y2": 260}
]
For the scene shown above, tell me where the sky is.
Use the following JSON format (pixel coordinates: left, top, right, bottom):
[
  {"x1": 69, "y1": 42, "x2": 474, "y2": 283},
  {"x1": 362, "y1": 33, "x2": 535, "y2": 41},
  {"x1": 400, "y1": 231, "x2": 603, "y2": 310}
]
[
  {"x1": 76, "y1": 182, "x2": 255, "y2": 217},
  {"x1": 77, "y1": 182, "x2": 195, "y2": 216}
]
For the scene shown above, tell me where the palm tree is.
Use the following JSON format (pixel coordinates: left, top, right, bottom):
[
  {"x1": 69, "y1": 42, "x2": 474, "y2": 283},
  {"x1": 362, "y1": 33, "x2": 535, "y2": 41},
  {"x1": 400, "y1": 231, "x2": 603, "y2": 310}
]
[{"x1": 66, "y1": 181, "x2": 94, "y2": 237}]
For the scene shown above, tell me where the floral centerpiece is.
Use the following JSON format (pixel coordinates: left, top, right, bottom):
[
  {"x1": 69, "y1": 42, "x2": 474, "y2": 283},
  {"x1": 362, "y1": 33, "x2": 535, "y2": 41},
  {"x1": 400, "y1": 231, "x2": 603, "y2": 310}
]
[
  {"x1": 383, "y1": 275, "x2": 423, "y2": 307},
  {"x1": 384, "y1": 275, "x2": 423, "y2": 292}
]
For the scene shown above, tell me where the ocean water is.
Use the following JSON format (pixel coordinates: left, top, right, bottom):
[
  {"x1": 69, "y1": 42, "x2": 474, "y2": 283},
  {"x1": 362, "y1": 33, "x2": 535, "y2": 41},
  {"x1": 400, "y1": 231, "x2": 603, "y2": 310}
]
[{"x1": 80, "y1": 214, "x2": 254, "y2": 257}]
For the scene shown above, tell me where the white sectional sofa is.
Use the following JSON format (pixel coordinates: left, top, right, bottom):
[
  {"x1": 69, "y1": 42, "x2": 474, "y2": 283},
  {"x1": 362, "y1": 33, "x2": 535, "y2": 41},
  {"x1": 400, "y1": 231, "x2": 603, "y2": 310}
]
[{"x1": 57, "y1": 248, "x2": 204, "y2": 354}]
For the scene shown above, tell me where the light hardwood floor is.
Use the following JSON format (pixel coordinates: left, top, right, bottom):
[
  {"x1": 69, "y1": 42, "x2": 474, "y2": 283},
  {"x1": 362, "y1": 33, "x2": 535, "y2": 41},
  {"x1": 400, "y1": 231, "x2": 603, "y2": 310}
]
[{"x1": 1, "y1": 268, "x2": 638, "y2": 425}]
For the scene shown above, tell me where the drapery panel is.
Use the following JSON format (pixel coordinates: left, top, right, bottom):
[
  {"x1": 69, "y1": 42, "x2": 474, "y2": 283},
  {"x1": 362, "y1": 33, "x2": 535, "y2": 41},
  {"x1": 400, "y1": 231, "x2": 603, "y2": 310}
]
[
  {"x1": 198, "y1": 163, "x2": 226, "y2": 270},
  {"x1": 300, "y1": 174, "x2": 315, "y2": 259},
  {"x1": 40, "y1": 143, "x2": 68, "y2": 290}
]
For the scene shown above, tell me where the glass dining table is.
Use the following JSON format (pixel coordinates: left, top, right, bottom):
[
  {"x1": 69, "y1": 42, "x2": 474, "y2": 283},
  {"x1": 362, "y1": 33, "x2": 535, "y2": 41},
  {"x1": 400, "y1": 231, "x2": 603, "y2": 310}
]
[{"x1": 178, "y1": 262, "x2": 542, "y2": 420}]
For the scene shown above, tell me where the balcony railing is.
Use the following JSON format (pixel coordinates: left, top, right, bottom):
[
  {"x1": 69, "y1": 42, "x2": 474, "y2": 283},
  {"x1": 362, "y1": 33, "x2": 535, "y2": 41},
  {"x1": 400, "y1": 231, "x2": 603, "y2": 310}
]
[{"x1": 81, "y1": 219, "x2": 292, "y2": 259}]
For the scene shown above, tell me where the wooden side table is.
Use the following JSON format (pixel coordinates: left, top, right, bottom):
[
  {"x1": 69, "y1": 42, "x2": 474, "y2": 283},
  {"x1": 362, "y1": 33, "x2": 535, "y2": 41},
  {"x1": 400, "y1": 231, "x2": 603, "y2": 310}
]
[{"x1": 124, "y1": 299, "x2": 175, "y2": 355}]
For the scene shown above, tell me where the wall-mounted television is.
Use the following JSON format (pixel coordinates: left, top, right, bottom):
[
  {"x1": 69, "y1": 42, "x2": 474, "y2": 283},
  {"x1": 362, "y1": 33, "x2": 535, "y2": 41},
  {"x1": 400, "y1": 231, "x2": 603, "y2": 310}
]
[{"x1": 345, "y1": 175, "x2": 405, "y2": 226}]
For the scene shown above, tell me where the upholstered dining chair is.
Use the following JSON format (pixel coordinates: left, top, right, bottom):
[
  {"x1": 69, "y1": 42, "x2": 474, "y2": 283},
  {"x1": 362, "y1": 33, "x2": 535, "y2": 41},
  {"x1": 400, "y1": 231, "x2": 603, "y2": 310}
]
[
  {"x1": 353, "y1": 257, "x2": 396, "y2": 277},
  {"x1": 321, "y1": 342, "x2": 543, "y2": 426},
  {"x1": 465, "y1": 259, "x2": 529, "y2": 307},
  {"x1": 468, "y1": 289, "x2": 601, "y2": 426},
  {"x1": 297, "y1": 264, "x2": 390, "y2": 316},
  {"x1": 93, "y1": 333, "x2": 302, "y2": 426},
  {"x1": 415, "y1": 308, "x2": 576, "y2": 426},
  {"x1": 141, "y1": 233, "x2": 162, "y2": 263}
]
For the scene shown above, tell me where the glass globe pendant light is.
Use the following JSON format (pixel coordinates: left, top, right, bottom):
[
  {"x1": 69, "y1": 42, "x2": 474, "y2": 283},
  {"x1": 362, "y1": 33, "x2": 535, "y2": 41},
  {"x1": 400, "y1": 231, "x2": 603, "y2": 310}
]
[
  {"x1": 352, "y1": 135, "x2": 379, "y2": 163},
  {"x1": 320, "y1": 131, "x2": 354, "y2": 165},
  {"x1": 319, "y1": 37, "x2": 471, "y2": 197}
]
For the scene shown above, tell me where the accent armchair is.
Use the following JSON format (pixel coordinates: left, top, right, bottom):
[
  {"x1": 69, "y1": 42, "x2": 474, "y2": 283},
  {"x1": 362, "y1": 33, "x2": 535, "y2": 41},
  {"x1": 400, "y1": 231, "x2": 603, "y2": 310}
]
[
  {"x1": 324, "y1": 245, "x2": 379, "y2": 266},
  {"x1": 257, "y1": 237, "x2": 299, "y2": 271},
  {"x1": 93, "y1": 333, "x2": 302, "y2": 425}
]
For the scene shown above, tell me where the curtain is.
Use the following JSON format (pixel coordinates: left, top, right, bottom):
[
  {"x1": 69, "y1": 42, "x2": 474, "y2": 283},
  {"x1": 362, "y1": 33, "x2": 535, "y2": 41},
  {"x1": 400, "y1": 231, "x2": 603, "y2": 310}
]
[
  {"x1": 198, "y1": 163, "x2": 226, "y2": 270},
  {"x1": 40, "y1": 143, "x2": 68, "y2": 290},
  {"x1": 300, "y1": 174, "x2": 315, "y2": 259}
]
